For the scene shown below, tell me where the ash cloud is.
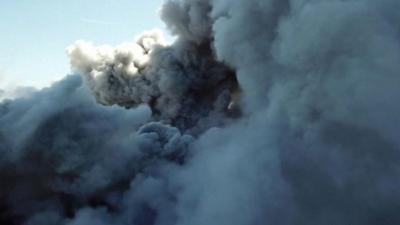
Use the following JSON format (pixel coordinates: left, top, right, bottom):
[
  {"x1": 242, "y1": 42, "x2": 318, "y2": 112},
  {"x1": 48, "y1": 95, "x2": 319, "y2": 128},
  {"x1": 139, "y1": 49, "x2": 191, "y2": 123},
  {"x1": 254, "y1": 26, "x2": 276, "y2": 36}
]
[
  {"x1": 67, "y1": 28, "x2": 238, "y2": 132},
  {"x1": 2, "y1": 0, "x2": 400, "y2": 225}
]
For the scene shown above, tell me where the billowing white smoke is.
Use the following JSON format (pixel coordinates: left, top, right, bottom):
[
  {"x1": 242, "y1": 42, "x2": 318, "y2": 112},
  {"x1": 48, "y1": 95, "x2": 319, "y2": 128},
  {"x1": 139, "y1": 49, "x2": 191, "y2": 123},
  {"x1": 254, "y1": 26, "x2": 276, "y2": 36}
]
[
  {"x1": 1, "y1": 0, "x2": 400, "y2": 225},
  {"x1": 67, "y1": 30, "x2": 167, "y2": 107},
  {"x1": 67, "y1": 28, "x2": 238, "y2": 132}
]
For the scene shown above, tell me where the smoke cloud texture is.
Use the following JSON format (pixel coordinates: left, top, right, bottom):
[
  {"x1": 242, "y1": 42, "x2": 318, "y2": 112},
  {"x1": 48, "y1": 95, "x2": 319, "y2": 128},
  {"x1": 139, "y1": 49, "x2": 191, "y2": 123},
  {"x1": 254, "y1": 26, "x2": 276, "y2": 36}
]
[{"x1": 1, "y1": 0, "x2": 400, "y2": 224}]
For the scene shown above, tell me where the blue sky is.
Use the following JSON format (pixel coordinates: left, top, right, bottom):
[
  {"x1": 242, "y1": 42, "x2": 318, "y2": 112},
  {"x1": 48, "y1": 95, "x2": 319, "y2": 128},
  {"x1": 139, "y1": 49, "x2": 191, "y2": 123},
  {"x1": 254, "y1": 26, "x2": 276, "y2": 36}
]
[{"x1": 0, "y1": 0, "x2": 167, "y2": 88}]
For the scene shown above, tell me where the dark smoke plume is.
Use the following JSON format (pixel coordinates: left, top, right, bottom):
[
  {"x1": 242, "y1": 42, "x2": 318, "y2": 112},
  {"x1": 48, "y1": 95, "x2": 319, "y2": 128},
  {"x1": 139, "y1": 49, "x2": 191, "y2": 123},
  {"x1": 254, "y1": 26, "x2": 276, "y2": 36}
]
[{"x1": 1, "y1": 0, "x2": 400, "y2": 224}]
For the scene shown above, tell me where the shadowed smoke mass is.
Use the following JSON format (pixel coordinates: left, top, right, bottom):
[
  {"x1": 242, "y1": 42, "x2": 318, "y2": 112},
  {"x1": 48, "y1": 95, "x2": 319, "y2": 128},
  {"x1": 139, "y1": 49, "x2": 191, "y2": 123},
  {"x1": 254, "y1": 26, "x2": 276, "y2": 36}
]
[{"x1": 1, "y1": 0, "x2": 400, "y2": 224}]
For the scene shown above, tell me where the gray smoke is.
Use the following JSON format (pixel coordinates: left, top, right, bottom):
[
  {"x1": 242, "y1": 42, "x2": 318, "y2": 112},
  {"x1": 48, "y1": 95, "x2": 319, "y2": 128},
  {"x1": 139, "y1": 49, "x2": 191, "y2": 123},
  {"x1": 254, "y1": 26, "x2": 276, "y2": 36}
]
[
  {"x1": 1, "y1": 0, "x2": 400, "y2": 224},
  {"x1": 67, "y1": 28, "x2": 238, "y2": 132}
]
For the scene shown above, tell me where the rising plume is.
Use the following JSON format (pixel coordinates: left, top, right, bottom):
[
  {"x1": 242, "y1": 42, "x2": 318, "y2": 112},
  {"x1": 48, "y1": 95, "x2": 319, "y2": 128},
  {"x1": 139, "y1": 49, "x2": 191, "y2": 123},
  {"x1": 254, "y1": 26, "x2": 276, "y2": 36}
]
[{"x1": 1, "y1": 0, "x2": 400, "y2": 225}]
